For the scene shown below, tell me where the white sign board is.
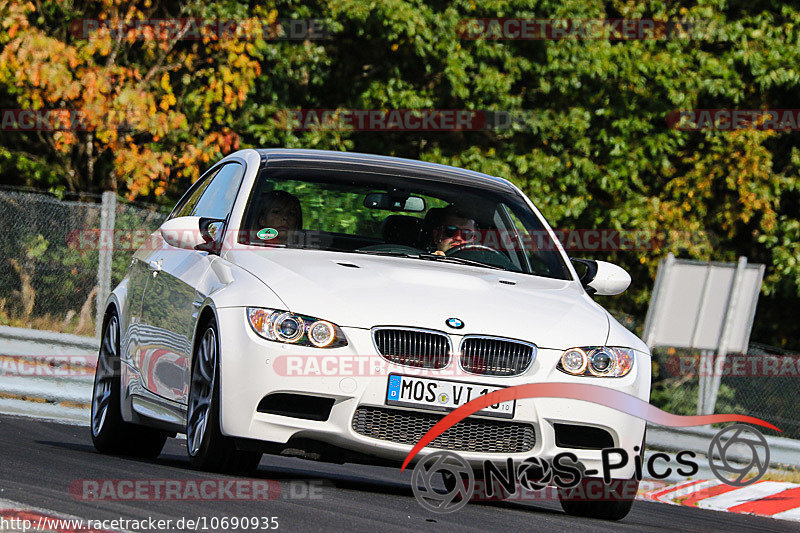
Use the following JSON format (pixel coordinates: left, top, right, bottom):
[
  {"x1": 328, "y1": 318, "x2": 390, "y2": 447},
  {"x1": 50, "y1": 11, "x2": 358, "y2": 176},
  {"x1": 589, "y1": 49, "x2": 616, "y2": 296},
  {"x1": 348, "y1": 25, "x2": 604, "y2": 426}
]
[{"x1": 643, "y1": 254, "x2": 764, "y2": 354}]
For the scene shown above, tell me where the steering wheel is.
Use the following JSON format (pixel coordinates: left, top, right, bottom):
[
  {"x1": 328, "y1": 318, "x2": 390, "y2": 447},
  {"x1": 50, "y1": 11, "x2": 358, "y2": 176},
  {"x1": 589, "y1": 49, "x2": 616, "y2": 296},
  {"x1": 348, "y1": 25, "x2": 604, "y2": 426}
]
[
  {"x1": 446, "y1": 243, "x2": 518, "y2": 271},
  {"x1": 445, "y1": 243, "x2": 508, "y2": 260}
]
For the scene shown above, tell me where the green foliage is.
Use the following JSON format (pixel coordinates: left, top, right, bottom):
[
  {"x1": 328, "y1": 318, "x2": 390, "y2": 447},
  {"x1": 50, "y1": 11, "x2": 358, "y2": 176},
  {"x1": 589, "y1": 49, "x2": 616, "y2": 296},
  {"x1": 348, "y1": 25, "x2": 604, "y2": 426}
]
[
  {"x1": 241, "y1": 0, "x2": 800, "y2": 347},
  {"x1": 0, "y1": 0, "x2": 798, "y2": 346}
]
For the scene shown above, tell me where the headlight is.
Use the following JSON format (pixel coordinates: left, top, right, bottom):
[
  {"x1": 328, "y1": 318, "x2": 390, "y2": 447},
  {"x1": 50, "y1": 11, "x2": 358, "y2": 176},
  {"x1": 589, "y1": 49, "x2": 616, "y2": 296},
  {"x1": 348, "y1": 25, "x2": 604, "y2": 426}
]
[
  {"x1": 557, "y1": 347, "x2": 634, "y2": 377},
  {"x1": 247, "y1": 308, "x2": 347, "y2": 348},
  {"x1": 308, "y1": 320, "x2": 336, "y2": 347},
  {"x1": 588, "y1": 348, "x2": 614, "y2": 376},
  {"x1": 274, "y1": 312, "x2": 304, "y2": 343},
  {"x1": 560, "y1": 348, "x2": 588, "y2": 374}
]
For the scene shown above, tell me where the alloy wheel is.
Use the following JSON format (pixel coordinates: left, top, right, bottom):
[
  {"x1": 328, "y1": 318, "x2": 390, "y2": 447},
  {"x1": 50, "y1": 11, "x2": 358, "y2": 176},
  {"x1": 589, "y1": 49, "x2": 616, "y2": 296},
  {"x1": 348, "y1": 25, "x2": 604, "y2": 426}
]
[
  {"x1": 187, "y1": 327, "x2": 217, "y2": 456},
  {"x1": 91, "y1": 315, "x2": 118, "y2": 437}
]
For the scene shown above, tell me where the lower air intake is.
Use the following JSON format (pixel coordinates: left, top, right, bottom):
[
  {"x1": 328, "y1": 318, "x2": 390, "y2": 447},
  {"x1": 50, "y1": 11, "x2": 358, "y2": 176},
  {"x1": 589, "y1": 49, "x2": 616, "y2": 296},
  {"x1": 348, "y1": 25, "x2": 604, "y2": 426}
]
[{"x1": 351, "y1": 406, "x2": 535, "y2": 454}]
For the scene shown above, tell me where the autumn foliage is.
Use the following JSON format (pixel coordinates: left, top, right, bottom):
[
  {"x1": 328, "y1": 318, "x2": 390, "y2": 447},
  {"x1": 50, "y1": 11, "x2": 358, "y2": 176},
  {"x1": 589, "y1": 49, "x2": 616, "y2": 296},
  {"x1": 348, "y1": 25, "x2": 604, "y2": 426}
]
[{"x1": 0, "y1": 0, "x2": 265, "y2": 198}]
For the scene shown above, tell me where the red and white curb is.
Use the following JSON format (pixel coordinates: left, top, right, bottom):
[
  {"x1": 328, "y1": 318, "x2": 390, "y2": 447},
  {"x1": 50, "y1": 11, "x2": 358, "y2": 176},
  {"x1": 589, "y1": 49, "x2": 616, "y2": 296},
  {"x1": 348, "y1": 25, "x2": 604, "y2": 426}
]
[
  {"x1": 0, "y1": 499, "x2": 118, "y2": 532},
  {"x1": 639, "y1": 479, "x2": 800, "y2": 521}
]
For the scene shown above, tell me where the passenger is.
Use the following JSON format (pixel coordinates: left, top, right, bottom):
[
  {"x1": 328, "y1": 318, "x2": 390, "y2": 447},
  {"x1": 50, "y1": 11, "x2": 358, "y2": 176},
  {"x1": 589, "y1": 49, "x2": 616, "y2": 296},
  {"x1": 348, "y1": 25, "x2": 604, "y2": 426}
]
[{"x1": 256, "y1": 190, "x2": 302, "y2": 244}]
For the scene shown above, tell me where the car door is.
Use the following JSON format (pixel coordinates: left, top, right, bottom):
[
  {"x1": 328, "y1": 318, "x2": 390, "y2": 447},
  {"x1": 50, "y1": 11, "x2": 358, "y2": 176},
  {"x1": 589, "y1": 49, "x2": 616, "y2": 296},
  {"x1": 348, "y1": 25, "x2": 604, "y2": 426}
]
[
  {"x1": 121, "y1": 246, "x2": 154, "y2": 371},
  {"x1": 137, "y1": 163, "x2": 245, "y2": 403}
]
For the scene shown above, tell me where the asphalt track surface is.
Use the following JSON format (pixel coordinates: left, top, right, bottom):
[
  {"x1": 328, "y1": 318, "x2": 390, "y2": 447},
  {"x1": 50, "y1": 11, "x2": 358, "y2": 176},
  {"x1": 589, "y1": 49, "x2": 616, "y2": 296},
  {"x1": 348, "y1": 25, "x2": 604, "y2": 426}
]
[{"x1": 0, "y1": 414, "x2": 796, "y2": 533}]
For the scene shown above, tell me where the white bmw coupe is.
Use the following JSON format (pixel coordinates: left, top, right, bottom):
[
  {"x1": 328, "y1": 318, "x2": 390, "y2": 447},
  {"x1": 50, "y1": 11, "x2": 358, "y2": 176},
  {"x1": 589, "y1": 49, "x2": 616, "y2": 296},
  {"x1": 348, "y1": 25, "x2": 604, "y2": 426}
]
[{"x1": 91, "y1": 149, "x2": 650, "y2": 519}]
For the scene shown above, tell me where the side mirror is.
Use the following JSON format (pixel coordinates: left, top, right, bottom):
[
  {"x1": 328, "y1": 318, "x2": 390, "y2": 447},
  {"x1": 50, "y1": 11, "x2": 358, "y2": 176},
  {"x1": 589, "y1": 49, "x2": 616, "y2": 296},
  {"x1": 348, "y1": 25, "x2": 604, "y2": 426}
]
[
  {"x1": 571, "y1": 259, "x2": 631, "y2": 296},
  {"x1": 160, "y1": 216, "x2": 224, "y2": 251}
]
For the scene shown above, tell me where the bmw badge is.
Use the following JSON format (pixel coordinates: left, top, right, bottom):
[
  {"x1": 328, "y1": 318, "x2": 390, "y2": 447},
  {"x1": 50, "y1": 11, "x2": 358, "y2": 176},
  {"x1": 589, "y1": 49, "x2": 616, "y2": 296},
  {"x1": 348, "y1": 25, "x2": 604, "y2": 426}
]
[{"x1": 446, "y1": 318, "x2": 464, "y2": 329}]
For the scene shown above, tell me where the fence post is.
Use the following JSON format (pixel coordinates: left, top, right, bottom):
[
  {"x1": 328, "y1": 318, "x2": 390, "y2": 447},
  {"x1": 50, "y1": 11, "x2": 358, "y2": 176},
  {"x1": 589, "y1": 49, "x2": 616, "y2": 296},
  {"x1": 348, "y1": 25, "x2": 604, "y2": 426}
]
[
  {"x1": 95, "y1": 191, "x2": 116, "y2": 338},
  {"x1": 705, "y1": 256, "x2": 748, "y2": 415}
]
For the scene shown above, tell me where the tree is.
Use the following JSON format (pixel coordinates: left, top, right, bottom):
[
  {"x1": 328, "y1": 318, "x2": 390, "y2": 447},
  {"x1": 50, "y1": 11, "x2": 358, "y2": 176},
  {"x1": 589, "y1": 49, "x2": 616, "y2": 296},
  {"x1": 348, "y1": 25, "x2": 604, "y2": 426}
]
[
  {"x1": 243, "y1": 0, "x2": 800, "y2": 346},
  {"x1": 0, "y1": 0, "x2": 264, "y2": 199}
]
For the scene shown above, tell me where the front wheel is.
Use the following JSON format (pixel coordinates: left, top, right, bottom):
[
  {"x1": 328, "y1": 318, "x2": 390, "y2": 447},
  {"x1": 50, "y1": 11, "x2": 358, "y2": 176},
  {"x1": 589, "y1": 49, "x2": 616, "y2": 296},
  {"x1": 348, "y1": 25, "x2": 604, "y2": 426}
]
[
  {"x1": 91, "y1": 312, "x2": 167, "y2": 458},
  {"x1": 186, "y1": 320, "x2": 262, "y2": 474},
  {"x1": 558, "y1": 478, "x2": 638, "y2": 521}
]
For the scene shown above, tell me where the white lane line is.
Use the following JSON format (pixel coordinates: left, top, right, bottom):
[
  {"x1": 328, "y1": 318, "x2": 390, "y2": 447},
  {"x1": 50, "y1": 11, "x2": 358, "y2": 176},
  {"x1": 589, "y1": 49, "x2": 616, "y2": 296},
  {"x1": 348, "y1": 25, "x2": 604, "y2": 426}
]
[
  {"x1": 772, "y1": 506, "x2": 800, "y2": 522},
  {"x1": 696, "y1": 482, "x2": 798, "y2": 510}
]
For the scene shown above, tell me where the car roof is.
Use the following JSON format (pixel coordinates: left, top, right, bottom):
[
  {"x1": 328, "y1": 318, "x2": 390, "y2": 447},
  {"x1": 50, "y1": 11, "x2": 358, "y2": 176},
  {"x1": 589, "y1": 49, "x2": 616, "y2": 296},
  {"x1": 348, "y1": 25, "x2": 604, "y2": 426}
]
[{"x1": 253, "y1": 148, "x2": 519, "y2": 195}]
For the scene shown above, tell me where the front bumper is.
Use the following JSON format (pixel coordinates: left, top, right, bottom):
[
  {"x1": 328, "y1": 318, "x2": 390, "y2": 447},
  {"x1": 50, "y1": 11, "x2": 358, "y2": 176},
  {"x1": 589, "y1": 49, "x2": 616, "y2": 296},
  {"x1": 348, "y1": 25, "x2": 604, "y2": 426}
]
[{"x1": 216, "y1": 307, "x2": 650, "y2": 478}]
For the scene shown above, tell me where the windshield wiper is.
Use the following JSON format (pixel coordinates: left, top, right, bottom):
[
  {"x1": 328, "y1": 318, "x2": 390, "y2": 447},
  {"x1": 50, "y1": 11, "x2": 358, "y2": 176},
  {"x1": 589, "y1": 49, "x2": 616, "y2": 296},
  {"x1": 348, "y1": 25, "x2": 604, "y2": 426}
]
[
  {"x1": 415, "y1": 253, "x2": 507, "y2": 271},
  {"x1": 353, "y1": 250, "x2": 418, "y2": 257},
  {"x1": 352, "y1": 249, "x2": 508, "y2": 271}
]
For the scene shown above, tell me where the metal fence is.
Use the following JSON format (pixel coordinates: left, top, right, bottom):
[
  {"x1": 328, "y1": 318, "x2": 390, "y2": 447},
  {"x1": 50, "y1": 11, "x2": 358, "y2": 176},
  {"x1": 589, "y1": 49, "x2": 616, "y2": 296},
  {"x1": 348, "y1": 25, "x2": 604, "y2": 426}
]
[
  {"x1": 650, "y1": 345, "x2": 800, "y2": 440},
  {"x1": 0, "y1": 187, "x2": 167, "y2": 337}
]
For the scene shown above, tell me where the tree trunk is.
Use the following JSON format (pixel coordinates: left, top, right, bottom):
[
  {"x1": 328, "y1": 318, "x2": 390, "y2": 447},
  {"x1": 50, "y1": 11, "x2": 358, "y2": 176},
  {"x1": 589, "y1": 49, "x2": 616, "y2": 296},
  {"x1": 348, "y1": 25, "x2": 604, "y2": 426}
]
[
  {"x1": 75, "y1": 286, "x2": 98, "y2": 336},
  {"x1": 8, "y1": 258, "x2": 35, "y2": 319}
]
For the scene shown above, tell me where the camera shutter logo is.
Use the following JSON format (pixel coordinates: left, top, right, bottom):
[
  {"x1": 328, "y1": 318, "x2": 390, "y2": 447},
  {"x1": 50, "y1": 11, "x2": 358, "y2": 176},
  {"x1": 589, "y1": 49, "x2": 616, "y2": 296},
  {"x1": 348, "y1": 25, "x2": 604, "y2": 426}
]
[
  {"x1": 411, "y1": 451, "x2": 474, "y2": 513},
  {"x1": 708, "y1": 424, "x2": 769, "y2": 487},
  {"x1": 517, "y1": 456, "x2": 554, "y2": 491}
]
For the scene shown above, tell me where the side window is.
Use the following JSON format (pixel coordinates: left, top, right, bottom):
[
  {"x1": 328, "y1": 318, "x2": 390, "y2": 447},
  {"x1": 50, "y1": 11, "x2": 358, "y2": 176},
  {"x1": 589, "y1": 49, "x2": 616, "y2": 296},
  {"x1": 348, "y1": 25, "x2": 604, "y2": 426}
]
[
  {"x1": 191, "y1": 163, "x2": 244, "y2": 220},
  {"x1": 172, "y1": 168, "x2": 220, "y2": 219}
]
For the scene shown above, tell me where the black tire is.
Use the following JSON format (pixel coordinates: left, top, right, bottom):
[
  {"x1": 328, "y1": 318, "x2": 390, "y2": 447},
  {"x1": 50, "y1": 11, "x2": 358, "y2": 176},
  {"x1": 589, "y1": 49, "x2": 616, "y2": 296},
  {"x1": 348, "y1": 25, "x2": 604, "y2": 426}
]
[
  {"x1": 441, "y1": 468, "x2": 485, "y2": 501},
  {"x1": 558, "y1": 432, "x2": 645, "y2": 521},
  {"x1": 558, "y1": 477, "x2": 638, "y2": 520},
  {"x1": 91, "y1": 312, "x2": 167, "y2": 459},
  {"x1": 441, "y1": 471, "x2": 460, "y2": 493},
  {"x1": 187, "y1": 319, "x2": 262, "y2": 474}
]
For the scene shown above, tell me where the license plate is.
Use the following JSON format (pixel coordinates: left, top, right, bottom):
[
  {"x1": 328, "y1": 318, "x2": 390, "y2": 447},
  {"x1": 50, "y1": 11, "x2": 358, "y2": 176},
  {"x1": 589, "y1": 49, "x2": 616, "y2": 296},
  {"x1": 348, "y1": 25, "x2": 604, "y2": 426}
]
[{"x1": 385, "y1": 374, "x2": 515, "y2": 419}]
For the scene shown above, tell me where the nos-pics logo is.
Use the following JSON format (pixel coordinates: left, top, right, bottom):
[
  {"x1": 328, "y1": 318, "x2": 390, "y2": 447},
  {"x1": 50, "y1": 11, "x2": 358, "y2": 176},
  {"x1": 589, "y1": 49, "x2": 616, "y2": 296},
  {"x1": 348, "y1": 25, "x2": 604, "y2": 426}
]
[{"x1": 411, "y1": 424, "x2": 770, "y2": 513}]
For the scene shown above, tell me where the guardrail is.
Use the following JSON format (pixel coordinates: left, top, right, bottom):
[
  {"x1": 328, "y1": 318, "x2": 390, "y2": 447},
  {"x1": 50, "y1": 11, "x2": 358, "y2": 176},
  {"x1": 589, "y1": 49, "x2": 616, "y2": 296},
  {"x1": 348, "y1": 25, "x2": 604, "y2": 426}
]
[
  {"x1": 0, "y1": 325, "x2": 99, "y2": 351},
  {"x1": 647, "y1": 424, "x2": 800, "y2": 468},
  {"x1": 0, "y1": 325, "x2": 96, "y2": 424}
]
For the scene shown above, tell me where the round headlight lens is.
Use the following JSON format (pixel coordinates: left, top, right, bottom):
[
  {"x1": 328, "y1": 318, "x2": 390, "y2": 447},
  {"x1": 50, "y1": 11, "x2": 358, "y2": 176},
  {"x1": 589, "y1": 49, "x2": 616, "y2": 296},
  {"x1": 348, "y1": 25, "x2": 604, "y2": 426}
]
[
  {"x1": 308, "y1": 320, "x2": 335, "y2": 347},
  {"x1": 589, "y1": 348, "x2": 615, "y2": 376},
  {"x1": 561, "y1": 348, "x2": 588, "y2": 374},
  {"x1": 273, "y1": 313, "x2": 304, "y2": 343}
]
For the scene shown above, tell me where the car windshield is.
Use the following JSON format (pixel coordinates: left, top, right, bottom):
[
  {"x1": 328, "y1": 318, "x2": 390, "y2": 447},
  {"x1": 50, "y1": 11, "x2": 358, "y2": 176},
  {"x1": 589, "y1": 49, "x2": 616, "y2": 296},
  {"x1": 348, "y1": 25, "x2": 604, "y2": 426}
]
[{"x1": 239, "y1": 166, "x2": 572, "y2": 280}]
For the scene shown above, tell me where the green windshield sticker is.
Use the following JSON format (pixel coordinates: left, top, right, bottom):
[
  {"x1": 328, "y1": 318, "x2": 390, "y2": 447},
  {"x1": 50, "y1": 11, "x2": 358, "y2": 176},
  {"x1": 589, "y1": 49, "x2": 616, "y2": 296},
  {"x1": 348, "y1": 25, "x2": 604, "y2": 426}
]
[{"x1": 257, "y1": 227, "x2": 279, "y2": 240}]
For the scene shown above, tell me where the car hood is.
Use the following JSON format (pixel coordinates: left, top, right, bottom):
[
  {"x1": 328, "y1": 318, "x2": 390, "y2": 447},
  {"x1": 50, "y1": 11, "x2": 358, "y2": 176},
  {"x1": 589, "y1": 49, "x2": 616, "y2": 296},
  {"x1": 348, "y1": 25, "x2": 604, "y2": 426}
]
[{"x1": 227, "y1": 249, "x2": 610, "y2": 349}]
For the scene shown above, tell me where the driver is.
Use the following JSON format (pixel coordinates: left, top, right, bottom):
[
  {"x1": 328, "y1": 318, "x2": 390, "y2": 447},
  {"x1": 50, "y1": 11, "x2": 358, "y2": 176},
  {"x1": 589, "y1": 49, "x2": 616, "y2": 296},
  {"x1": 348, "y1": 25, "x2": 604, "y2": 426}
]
[
  {"x1": 428, "y1": 206, "x2": 478, "y2": 255},
  {"x1": 256, "y1": 190, "x2": 302, "y2": 244}
]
